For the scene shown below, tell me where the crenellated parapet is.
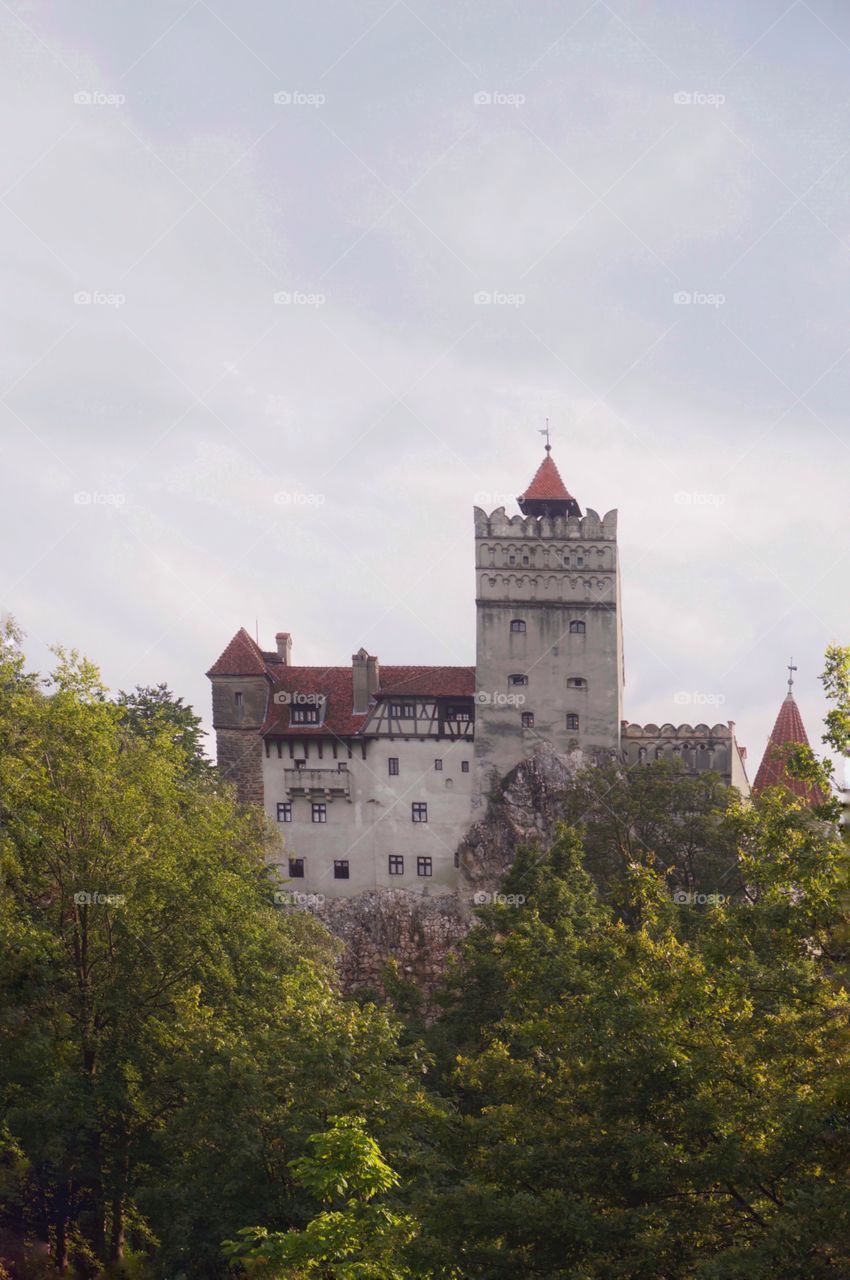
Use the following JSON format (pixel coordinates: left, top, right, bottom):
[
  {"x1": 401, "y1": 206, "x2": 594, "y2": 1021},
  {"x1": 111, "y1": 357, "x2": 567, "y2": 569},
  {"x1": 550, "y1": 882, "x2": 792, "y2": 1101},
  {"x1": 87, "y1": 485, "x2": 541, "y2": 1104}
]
[
  {"x1": 474, "y1": 507, "x2": 618, "y2": 541},
  {"x1": 622, "y1": 721, "x2": 750, "y2": 794}
]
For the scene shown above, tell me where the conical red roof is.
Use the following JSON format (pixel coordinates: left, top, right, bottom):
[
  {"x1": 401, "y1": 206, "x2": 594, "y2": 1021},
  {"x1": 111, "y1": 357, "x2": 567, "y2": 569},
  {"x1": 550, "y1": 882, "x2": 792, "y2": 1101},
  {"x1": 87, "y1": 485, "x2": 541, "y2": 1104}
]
[
  {"x1": 519, "y1": 452, "x2": 575, "y2": 503},
  {"x1": 753, "y1": 693, "x2": 821, "y2": 801}
]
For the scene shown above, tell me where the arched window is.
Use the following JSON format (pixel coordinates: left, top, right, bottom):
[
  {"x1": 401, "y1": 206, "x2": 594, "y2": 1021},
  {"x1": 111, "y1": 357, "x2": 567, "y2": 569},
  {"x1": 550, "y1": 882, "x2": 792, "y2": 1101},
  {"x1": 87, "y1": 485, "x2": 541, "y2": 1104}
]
[
  {"x1": 510, "y1": 619, "x2": 526, "y2": 633},
  {"x1": 567, "y1": 676, "x2": 587, "y2": 688},
  {"x1": 569, "y1": 620, "x2": 586, "y2": 634}
]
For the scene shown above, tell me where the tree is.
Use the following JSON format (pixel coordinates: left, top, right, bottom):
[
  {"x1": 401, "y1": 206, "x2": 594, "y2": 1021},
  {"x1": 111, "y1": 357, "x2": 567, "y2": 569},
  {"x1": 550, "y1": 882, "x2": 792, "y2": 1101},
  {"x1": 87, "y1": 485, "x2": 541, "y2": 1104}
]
[
  {"x1": 116, "y1": 683, "x2": 212, "y2": 778},
  {"x1": 224, "y1": 1117, "x2": 432, "y2": 1279},
  {"x1": 0, "y1": 632, "x2": 433, "y2": 1277}
]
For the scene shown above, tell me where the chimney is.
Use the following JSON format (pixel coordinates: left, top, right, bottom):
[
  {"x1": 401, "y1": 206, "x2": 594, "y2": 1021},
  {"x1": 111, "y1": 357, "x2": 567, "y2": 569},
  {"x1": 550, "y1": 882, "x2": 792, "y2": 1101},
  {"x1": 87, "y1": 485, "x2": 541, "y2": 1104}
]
[
  {"x1": 352, "y1": 648, "x2": 380, "y2": 714},
  {"x1": 276, "y1": 632, "x2": 292, "y2": 665}
]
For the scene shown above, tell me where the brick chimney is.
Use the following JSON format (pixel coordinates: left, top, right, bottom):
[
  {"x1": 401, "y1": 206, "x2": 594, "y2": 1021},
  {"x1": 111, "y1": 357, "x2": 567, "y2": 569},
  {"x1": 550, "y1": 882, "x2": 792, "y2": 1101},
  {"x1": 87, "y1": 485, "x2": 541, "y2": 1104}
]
[
  {"x1": 276, "y1": 632, "x2": 292, "y2": 665},
  {"x1": 352, "y1": 647, "x2": 379, "y2": 713}
]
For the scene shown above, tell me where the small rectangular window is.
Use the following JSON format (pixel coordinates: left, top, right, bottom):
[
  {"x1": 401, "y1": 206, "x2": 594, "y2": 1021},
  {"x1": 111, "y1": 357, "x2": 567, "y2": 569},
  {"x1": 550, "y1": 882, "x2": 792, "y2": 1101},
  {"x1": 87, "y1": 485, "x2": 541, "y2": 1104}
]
[
  {"x1": 311, "y1": 803, "x2": 327, "y2": 823},
  {"x1": 388, "y1": 854, "x2": 404, "y2": 875},
  {"x1": 434, "y1": 758, "x2": 443, "y2": 771},
  {"x1": 521, "y1": 555, "x2": 530, "y2": 566},
  {"x1": 567, "y1": 677, "x2": 586, "y2": 688},
  {"x1": 522, "y1": 712, "x2": 535, "y2": 728},
  {"x1": 276, "y1": 802, "x2": 292, "y2": 823},
  {"x1": 509, "y1": 674, "x2": 528, "y2": 686},
  {"x1": 388, "y1": 757, "x2": 399, "y2": 776},
  {"x1": 291, "y1": 706, "x2": 320, "y2": 724},
  {"x1": 412, "y1": 802, "x2": 428, "y2": 823},
  {"x1": 288, "y1": 858, "x2": 304, "y2": 878},
  {"x1": 390, "y1": 702, "x2": 415, "y2": 719},
  {"x1": 461, "y1": 760, "x2": 470, "y2": 773},
  {"x1": 510, "y1": 619, "x2": 526, "y2": 633},
  {"x1": 333, "y1": 860, "x2": 349, "y2": 879},
  {"x1": 417, "y1": 857, "x2": 433, "y2": 877},
  {"x1": 447, "y1": 706, "x2": 471, "y2": 722},
  {"x1": 566, "y1": 714, "x2": 580, "y2": 731},
  {"x1": 337, "y1": 761, "x2": 348, "y2": 771}
]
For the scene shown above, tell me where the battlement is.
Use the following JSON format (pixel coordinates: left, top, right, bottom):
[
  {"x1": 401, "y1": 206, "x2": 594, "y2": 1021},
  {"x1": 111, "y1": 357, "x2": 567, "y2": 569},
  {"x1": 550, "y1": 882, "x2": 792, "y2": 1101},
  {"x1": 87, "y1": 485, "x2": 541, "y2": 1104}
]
[
  {"x1": 623, "y1": 721, "x2": 736, "y2": 739},
  {"x1": 474, "y1": 506, "x2": 618, "y2": 541}
]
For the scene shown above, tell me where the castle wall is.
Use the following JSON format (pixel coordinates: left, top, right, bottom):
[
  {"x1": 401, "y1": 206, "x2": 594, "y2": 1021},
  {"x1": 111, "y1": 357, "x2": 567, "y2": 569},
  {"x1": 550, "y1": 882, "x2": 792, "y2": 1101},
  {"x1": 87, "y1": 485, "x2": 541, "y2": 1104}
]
[{"x1": 263, "y1": 735, "x2": 473, "y2": 899}]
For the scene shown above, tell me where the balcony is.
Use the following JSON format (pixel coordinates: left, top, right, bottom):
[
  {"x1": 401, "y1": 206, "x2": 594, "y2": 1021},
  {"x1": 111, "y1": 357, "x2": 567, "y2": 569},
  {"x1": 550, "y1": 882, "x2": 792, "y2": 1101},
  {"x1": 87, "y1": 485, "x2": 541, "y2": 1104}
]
[{"x1": 284, "y1": 767, "x2": 351, "y2": 799}]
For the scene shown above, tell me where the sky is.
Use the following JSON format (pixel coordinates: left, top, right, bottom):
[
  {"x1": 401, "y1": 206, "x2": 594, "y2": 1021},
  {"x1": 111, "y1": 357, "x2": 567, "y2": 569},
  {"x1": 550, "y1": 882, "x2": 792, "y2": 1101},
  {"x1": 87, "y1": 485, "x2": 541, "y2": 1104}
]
[{"x1": 1, "y1": 0, "x2": 848, "y2": 778}]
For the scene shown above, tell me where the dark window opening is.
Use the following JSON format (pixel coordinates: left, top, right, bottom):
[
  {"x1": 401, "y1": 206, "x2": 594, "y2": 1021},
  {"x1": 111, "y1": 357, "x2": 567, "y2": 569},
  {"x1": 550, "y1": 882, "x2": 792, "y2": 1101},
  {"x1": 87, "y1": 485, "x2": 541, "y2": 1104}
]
[
  {"x1": 334, "y1": 860, "x2": 349, "y2": 879},
  {"x1": 566, "y1": 714, "x2": 580, "y2": 731},
  {"x1": 435, "y1": 759, "x2": 443, "y2": 770},
  {"x1": 569, "y1": 620, "x2": 586, "y2": 634},
  {"x1": 417, "y1": 857, "x2": 433, "y2": 877},
  {"x1": 509, "y1": 674, "x2": 528, "y2": 686},
  {"x1": 412, "y1": 802, "x2": 428, "y2": 823},
  {"x1": 461, "y1": 760, "x2": 470, "y2": 773},
  {"x1": 311, "y1": 803, "x2": 327, "y2": 823},
  {"x1": 276, "y1": 802, "x2": 292, "y2": 823},
  {"x1": 522, "y1": 712, "x2": 535, "y2": 728},
  {"x1": 288, "y1": 858, "x2": 304, "y2": 878},
  {"x1": 389, "y1": 855, "x2": 404, "y2": 875},
  {"x1": 388, "y1": 757, "x2": 399, "y2": 776},
  {"x1": 510, "y1": 619, "x2": 526, "y2": 633}
]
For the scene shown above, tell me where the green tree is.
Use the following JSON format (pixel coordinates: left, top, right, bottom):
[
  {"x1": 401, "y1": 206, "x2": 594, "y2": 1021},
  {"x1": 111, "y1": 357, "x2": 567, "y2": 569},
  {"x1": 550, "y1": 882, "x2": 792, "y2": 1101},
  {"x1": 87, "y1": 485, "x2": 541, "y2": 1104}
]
[
  {"x1": 224, "y1": 1116, "x2": 433, "y2": 1279},
  {"x1": 116, "y1": 683, "x2": 212, "y2": 778},
  {"x1": 0, "y1": 629, "x2": 432, "y2": 1277}
]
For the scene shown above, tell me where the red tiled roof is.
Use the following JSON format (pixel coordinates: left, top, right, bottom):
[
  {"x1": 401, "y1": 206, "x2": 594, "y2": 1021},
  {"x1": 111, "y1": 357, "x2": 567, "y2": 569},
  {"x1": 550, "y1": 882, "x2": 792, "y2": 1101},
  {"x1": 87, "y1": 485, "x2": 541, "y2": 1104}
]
[
  {"x1": 259, "y1": 664, "x2": 476, "y2": 737},
  {"x1": 753, "y1": 694, "x2": 821, "y2": 802},
  {"x1": 206, "y1": 628, "x2": 269, "y2": 678},
  {"x1": 519, "y1": 453, "x2": 575, "y2": 503}
]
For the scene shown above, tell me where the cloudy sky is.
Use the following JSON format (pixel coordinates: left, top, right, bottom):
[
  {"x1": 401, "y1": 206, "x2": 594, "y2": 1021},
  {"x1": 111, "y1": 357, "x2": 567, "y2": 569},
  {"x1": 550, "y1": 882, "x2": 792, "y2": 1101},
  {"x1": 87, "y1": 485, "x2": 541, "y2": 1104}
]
[{"x1": 1, "y1": 0, "x2": 848, "y2": 777}]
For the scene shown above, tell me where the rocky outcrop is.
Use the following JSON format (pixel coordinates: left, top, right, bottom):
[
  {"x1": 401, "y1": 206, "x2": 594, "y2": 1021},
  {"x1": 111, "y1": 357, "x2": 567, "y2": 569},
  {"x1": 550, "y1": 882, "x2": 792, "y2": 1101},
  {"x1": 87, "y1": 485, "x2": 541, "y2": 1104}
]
[
  {"x1": 299, "y1": 745, "x2": 583, "y2": 1010},
  {"x1": 457, "y1": 744, "x2": 583, "y2": 896},
  {"x1": 310, "y1": 888, "x2": 472, "y2": 1012}
]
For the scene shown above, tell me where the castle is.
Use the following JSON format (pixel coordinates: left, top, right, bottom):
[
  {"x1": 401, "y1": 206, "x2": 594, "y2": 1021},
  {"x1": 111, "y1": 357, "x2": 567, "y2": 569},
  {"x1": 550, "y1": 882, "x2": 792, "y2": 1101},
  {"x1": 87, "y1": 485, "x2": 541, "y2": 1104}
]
[{"x1": 208, "y1": 445, "x2": 751, "y2": 898}]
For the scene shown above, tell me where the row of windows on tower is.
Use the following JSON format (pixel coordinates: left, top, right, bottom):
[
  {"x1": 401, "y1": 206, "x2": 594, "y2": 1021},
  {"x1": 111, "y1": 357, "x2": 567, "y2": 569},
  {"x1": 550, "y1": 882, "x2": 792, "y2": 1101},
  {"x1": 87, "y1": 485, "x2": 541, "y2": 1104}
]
[
  {"x1": 276, "y1": 800, "x2": 435, "y2": 823},
  {"x1": 508, "y1": 675, "x2": 587, "y2": 689},
  {"x1": 520, "y1": 713, "x2": 581, "y2": 730},
  {"x1": 502, "y1": 551, "x2": 602, "y2": 567},
  {"x1": 286, "y1": 856, "x2": 434, "y2": 880},
  {"x1": 509, "y1": 619, "x2": 585, "y2": 634}
]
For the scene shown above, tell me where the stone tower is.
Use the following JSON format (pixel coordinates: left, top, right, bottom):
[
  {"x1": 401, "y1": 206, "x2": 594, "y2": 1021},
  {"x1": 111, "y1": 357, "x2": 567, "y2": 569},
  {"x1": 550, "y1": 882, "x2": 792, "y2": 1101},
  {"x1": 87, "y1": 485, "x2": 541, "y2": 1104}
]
[{"x1": 473, "y1": 446, "x2": 624, "y2": 791}]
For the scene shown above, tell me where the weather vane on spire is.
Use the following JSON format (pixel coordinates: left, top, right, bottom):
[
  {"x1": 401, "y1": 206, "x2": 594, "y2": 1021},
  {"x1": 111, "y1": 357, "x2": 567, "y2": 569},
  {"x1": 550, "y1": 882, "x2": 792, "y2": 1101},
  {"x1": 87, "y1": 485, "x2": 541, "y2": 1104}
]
[
  {"x1": 787, "y1": 657, "x2": 797, "y2": 695},
  {"x1": 539, "y1": 419, "x2": 551, "y2": 453}
]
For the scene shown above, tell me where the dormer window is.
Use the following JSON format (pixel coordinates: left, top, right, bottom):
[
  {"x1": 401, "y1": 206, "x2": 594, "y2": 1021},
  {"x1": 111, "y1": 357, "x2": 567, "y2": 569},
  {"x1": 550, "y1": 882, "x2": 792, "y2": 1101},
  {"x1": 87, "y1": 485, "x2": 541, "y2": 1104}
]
[
  {"x1": 510, "y1": 619, "x2": 526, "y2": 633},
  {"x1": 291, "y1": 705, "x2": 320, "y2": 724}
]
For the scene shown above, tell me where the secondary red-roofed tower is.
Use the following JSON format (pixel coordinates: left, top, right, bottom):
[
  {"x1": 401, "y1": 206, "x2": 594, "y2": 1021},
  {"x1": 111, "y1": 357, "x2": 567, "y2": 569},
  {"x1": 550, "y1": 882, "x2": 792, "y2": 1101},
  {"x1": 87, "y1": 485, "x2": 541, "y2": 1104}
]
[{"x1": 753, "y1": 661, "x2": 822, "y2": 803}]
